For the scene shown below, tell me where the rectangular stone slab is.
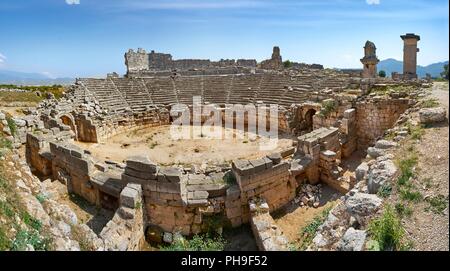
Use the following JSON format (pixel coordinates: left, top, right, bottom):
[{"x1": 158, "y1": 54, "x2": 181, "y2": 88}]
[{"x1": 126, "y1": 156, "x2": 157, "y2": 173}]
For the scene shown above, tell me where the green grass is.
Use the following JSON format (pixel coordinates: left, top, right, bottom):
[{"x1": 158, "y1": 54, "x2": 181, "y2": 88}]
[
  {"x1": 0, "y1": 225, "x2": 11, "y2": 250},
  {"x1": 318, "y1": 100, "x2": 337, "y2": 117},
  {"x1": 11, "y1": 229, "x2": 52, "y2": 251},
  {"x1": 0, "y1": 91, "x2": 44, "y2": 104},
  {"x1": 296, "y1": 206, "x2": 332, "y2": 250},
  {"x1": 399, "y1": 188, "x2": 422, "y2": 202},
  {"x1": 405, "y1": 122, "x2": 425, "y2": 140},
  {"x1": 5, "y1": 116, "x2": 17, "y2": 137},
  {"x1": 0, "y1": 84, "x2": 65, "y2": 99},
  {"x1": 0, "y1": 201, "x2": 14, "y2": 218},
  {"x1": 394, "y1": 202, "x2": 413, "y2": 218},
  {"x1": 377, "y1": 183, "x2": 392, "y2": 198},
  {"x1": 35, "y1": 193, "x2": 47, "y2": 204},
  {"x1": 396, "y1": 154, "x2": 418, "y2": 186},
  {"x1": 368, "y1": 205, "x2": 405, "y2": 251},
  {"x1": 421, "y1": 99, "x2": 440, "y2": 108},
  {"x1": 21, "y1": 211, "x2": 42, "y2": 232},
  {"x1": 425, "y1": 195, "x2": 448, "y2": 215},
  {"x1": 160, "y1": 234, "x2": 226, "y2": 251}
]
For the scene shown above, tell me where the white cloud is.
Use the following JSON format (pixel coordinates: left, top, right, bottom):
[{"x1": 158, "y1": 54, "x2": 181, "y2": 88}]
[
  {"x1": 66, "y1": 0, "x2": 80, "y2": 5},
  {"x1": 0, "y1": 53, "x2": 6, "y2": 64},
  {"x1": 366, "y1": 0, "x2": 380, "y2": 5},
  {"x1": 112, "y1": 0, "x2": 263, "y2": 10},
  {"x1": 41, "y1": 71, "x2": 56, "y2": 79}
]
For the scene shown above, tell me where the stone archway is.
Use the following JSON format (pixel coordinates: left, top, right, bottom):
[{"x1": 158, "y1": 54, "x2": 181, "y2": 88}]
[
  {"x1": 304, "y1": 109, "x2": 317, "y2": 133},
  {"x1": 60, "y1": 114, "x2": 78, "y2": 139}
]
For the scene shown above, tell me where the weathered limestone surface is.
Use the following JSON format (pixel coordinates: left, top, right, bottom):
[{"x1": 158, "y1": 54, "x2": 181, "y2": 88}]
[
  {"x1": 249, "y1": 199, "x2": 288, "y2": 251},
  {"x1": 419, "y1": 107, "x2": 447, "y2": 124},
  {"x1": 100, "y1": 184, "x2": 144, "y2": 251}
]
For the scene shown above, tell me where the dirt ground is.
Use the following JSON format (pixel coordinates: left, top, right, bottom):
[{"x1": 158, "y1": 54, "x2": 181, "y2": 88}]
[
  {"x1": 402, "y1": 82, "x2": 449, "y2": 251},
  {"x1": 0, "y1": 106, "x2": 28, "y2": 117},
  {"x1": 272, "y1": 185, "x2": 342, "y2": 245},
  {"x1": 43, "y1": 180, "x2": 114, "y2": 234},
  {"x1": 76, "y1": 125, "x2": 294, "y2": 166}
]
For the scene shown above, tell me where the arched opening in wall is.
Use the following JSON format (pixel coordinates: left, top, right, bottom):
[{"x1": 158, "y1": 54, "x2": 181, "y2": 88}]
[
  {"x1": 304, "y1": 109, "x2": 316, "y2": 133},
  {"x1": 60, "y1": 115, "x2": 77, "y2": 139}
]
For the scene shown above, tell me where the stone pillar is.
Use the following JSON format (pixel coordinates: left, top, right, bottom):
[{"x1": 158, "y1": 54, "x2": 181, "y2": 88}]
[
  {"x1": 360, "y1": 41, "x2": 379, "y2": 78},
  {"x1": 401, "y1": 33, "x2": 420, "y2": 80}
]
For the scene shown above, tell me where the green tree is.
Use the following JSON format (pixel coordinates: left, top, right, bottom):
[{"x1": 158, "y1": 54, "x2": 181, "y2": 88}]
[
  {"x1": 283, "y1": 60, "x2": 293, "y2": 68},
  {"x1": 378, "y1": 70, "x2": 386, "y2": 78},
  {"x1": 440, "y1": 64, "x2": 449, "y2": 80}
]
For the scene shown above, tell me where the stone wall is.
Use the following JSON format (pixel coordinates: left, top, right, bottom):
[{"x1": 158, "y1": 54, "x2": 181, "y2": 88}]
[
  {"x1": 249, "y1": 198, "x2": 288, "y2": 251},
  {"x1": 49, "y1": 141, "x2": 98, "y2": 204},
  {"x1": 355, "y1": 98, "x2": 410, "y2": 148},
  {"x1": 125, "y1": 48, "x2": 257, "y2": 75},
  {"x1": 100, "y1": 183, "x2": 145, "y2": 251}
]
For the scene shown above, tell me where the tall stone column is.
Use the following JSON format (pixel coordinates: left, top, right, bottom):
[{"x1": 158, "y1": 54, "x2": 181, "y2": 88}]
[
  {"x1": 360, "y1": 41, "x2": 379, "y2": 78},
  {"x1": 401, "y1": 33, "x2": 420, "y2": 80}
]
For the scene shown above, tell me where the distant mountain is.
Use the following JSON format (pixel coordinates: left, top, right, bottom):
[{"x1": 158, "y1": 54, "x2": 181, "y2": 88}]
[
  {"x1": 0, "y1": 69, "x2": 75, "y2": 85},
  {"x1": 378, "y1": 59, "x2": 448, "y2": 78}
]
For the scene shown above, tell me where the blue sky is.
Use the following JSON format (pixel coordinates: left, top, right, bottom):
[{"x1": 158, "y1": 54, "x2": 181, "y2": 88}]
[{"x1": 0, "y1": 0, "x2": 448, "y2": 78}]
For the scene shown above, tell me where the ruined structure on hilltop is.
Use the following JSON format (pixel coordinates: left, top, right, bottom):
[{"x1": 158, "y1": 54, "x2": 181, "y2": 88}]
[
  {"x1": 401, "y1": 33, "x2": 421, "y2": 80},
  {"x1": 125, "y1": 48, "x2": 258, "y2": 77},
  {"x1": 260, "y1": 46, "x2": 283, "y2": 70},
  {"x1": 360, "y1": 41, "x2": 380, "y2": 78}
]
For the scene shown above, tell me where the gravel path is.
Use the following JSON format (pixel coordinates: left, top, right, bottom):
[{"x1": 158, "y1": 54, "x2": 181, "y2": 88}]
[{"x1": 403, "y1": 82, "x2": 449, "y2": 251}]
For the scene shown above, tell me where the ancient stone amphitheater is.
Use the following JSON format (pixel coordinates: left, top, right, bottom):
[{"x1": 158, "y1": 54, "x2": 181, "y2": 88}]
[{"x1": 6, "y1": 42, "x2": 430, "y2": 251}]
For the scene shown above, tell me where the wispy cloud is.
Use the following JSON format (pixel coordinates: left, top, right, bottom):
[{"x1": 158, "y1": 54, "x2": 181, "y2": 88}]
[
  {"x1": 0, "y1": 53, "x2": 6, "y2": 65},
  {"x1": 66, "y1": 0, "x2": 80, "y2": 5},
  {"x1": 366, "y1": 0, "x2": 380, "y2": 5},
  {"x1": 106, "y1": 0, "x2": 265, "y2": 11},
  {"x1": 41, "y1": 71, "x2": 56, "y2": 79}
]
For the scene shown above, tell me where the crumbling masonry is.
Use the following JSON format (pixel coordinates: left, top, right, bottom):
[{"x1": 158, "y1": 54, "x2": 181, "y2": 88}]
[{"x1": 8, "y1": 40, "x2": 428, "y2": 250}]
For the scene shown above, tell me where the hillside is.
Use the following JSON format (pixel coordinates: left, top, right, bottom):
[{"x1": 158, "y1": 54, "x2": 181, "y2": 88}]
[
  {"x1": 0, "y1": 70, "x2": 74, "y2": 85},
  {"x1": 378, "y1": 59, "x2": 448, "y2": 78}
]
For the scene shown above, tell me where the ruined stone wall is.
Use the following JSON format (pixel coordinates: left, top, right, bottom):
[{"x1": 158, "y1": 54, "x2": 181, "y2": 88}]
[
  {"x1": 232, "y1": 158, "x2": 296, "y2": 212},
  {"x1": 100, "y1": 183, "x2": 145, "y2": 251},
  {"x1": 355, "y1": 99, "x2": 410, "y2": 148},
  {"x1": 26, "y1": 133, "x2": 53, "y2": 176},
  {"x1": 125, "y1": 48, "x2": 150, "y2": 73},
  {"x1": 95, "y1": 108, "x2": 170, "y2": 142},
  {"x1": 126, "y1": 49, "x2": 257, "y2": 75},
  {"x1": 249, "y1": 198, "x2": 288, "y2": 251},
  {"x1": 49, "y1": 142, "x2": 98, "y2": 204},
  {"x1": 75, "y1": 114, "x2": 98, "y2": 142}
]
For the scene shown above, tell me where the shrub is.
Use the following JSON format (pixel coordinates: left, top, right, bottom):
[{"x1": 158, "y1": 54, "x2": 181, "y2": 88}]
[
  {"x1": 35, "y1": 194, "x2": 47, "y2": 204},
  {"x1": 21, "y1": 212, "x2": 42, "y2": 232},
  {"x1": 378, "y1": 70, "x2": 386, "y2": 78},
  {"x1": 297, "y1": 207, "x2": 331, "y2": 250},
  {"x1": 377, "y1": 183, "x2": 392, "y2": 198},
  {"x1": 12, "y1": 229, "x2": 51, "y2": 251},
  {"x1": 283, "y1": 60, "x2": 293, "y2": 68},
  {"x1": 421, "y1": 99, "x2": 440, "y2": 108},
  {"x1": 5, "y1": 116, "x2": 17, "y2": 137},
  {"x1": 0, "y1": 226, "x2": 11, "y2": 251},
  {"x1": 400, "y1": 188, "x2": 422, "y2": 202},
  {"x1": 0, "y1": 201, "x2": 14, "y2": 218},
  {"x1": 318, "y1": 100, "x2": 337, "y2": 117},
  {"x1": 405, "y1": 122, "x2": 425, "y2": 140},
  {"x1": 368, "y1": 205, "x2": 405, "y2": 251},
  {"x1": 160, "y1": 234, "x2": 226, "y2": 251},
  {"x1": 395, "y1": 202, "x2": 413, "y2": 218},
  {"x1": 397, "y1": 155, "x2": 417, "y2": 186},
  {"x1": 441, "y1": 64, "x2": 449, "y2": 80},
  {"x1": 425, "y1": 195, "x2": 448, "y2": 215}
]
